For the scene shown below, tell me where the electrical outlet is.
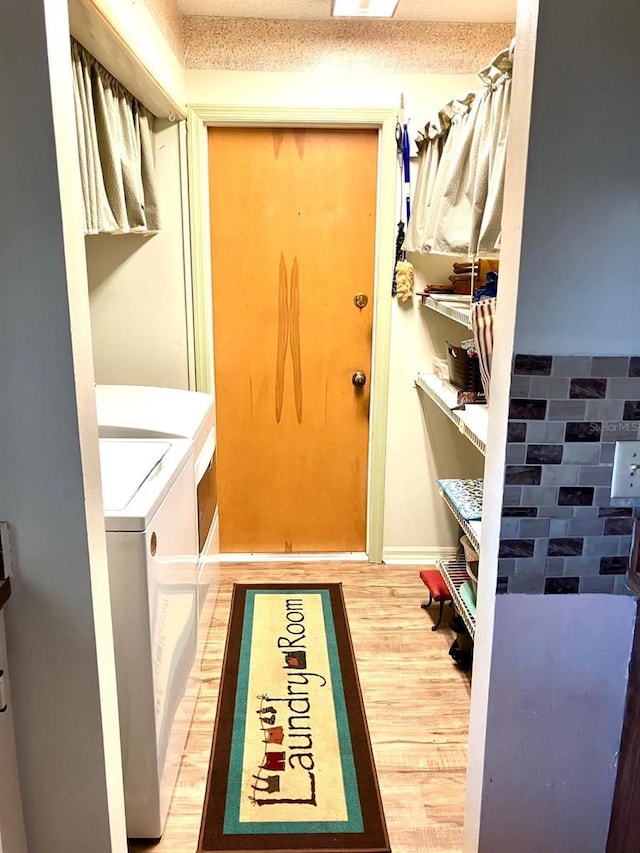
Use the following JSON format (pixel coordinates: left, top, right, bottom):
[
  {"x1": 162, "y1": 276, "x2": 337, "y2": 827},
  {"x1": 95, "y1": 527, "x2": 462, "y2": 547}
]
[{"x1": 611, "y1": 441, "x2": 640, "y2": 498}]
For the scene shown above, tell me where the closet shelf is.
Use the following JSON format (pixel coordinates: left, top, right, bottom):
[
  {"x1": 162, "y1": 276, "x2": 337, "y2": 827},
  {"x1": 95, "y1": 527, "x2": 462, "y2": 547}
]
[
  {"x1": 435, "y1": 556, "x2": 476, "y2": 640},
  {"x1": 419, "y1": 295, "x2": 472, "y2": 328},
  {"x1": 437, "y1": 483, "x2": 482, "y2": 553},
  {"x1": 415, "y1": 373, "x2": 487, "y2": 454}
]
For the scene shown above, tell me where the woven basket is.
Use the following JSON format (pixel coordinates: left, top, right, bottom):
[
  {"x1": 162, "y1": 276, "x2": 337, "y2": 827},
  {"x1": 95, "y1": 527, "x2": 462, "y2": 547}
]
[{"x1": 446, "y1": 342, "x2": 484, "y2": 393}]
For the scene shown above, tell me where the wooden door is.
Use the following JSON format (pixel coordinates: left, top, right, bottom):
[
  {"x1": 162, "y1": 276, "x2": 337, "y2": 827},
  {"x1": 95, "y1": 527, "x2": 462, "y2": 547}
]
[
  {"x1": 208, "y1": 127, "x2": 378, "y2": 553},
  {"x1": 607, "y1": 605, "x2": 640, "y2": 852},
  {"x1": 0, "y1": 612, "x2": 28, "y2": 853}
]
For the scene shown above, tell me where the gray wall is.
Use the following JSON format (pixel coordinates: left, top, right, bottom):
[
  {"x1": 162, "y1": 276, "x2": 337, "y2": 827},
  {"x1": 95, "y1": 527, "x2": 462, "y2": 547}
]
[
  {"x1": 0, "y1": 0, "x2": 126, "y2": 849},
  {"x1": 514, "y1": 0, "x2": 640, "y2": 355}
]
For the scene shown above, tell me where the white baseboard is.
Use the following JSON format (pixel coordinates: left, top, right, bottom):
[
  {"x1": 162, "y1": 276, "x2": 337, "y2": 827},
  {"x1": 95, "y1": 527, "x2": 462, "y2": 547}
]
[
  {"x1": 216, "y1": 548, "x2": 459, "y2": 565},
  {"x1": 382, "y1": 546, "x2": 458, "y2": 565},
  {"x1": 217, "y1": 552, "x2": 369, "y2": 563}
]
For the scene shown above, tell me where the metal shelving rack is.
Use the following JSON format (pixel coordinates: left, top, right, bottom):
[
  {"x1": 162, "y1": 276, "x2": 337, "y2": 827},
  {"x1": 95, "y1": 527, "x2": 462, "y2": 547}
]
[
  {"x1": 415, "y1": 373, "x2": 487, "y2": 455},
  {"x1": 435, "y1": 556, "x2": 476, "y2": 639},
  {"x1": 417, "y1": 289, "x2": 487, "y2": 650}
]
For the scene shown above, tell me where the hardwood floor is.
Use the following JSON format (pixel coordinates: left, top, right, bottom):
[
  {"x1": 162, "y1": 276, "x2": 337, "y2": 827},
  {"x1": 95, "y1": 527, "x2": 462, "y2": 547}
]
[{"x1": 129, "y1": 561, "x2": 470, "y2": 853}]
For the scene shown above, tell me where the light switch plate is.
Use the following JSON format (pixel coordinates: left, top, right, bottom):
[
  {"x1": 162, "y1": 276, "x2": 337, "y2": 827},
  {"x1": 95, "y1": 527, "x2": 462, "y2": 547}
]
[{"x1": 611, "y1": 441, "x2": 640, "y2": 498}]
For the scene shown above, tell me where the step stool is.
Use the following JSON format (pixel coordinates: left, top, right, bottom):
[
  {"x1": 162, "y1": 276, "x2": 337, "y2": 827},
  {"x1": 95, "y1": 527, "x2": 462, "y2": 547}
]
[{"x1": 419, "y1": 569, "x2": 452, "y2": 631}]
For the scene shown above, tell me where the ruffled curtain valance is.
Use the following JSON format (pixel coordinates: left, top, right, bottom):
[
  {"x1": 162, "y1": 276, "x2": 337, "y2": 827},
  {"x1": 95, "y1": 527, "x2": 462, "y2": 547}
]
[
  {"x1": 404, "y1": 44, "x2": 513, "y2": 256},
  {"x1": 71, "y1": 39, "x2": 160, "y2": 235}
]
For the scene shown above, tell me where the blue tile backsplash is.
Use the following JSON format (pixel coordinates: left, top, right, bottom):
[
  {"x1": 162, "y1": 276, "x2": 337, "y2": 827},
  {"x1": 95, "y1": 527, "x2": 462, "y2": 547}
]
[{"x1": 499, "y1": 355, "x2": 640, "y2": 595}]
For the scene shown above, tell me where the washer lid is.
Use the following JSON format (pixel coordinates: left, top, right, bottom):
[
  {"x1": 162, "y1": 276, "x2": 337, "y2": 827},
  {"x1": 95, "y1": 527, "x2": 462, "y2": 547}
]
[
  {"x1": 96, "y1": 384, "x2": 214, "y2": 441},
  {"x1": 100, "y1": 439, "x2": 170, "y2": 512}
]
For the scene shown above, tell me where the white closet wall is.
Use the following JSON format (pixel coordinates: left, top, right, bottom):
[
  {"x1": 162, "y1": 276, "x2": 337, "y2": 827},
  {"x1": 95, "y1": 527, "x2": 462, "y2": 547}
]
[
  {"x1": 1, "y1": 0, "x2": 127, "y2": 847},
  {"x1": 383, "y1": 251, "x2": 485, "y2": 561},
  {"x1": 86, "y1": 119, "x2": 191, "y2": 389}
]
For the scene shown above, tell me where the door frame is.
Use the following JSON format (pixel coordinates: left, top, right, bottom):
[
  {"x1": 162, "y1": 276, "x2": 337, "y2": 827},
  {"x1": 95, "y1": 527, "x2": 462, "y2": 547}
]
[{"x1": 186, "y1": 105, "x2": 397, "y2": 563}]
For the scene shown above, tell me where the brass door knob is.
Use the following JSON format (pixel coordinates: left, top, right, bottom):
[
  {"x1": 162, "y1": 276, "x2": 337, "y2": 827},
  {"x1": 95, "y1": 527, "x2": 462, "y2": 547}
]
[
  {"x1": 353, "y1": 292, "x2": 368, "y2": 309},
  {"x1": 352, "y1": 371, "x2": 366, "y2": 387}
]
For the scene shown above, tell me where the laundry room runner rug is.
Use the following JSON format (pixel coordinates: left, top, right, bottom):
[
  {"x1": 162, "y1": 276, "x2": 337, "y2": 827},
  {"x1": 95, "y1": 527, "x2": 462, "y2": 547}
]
[{"x1": 198, "y1": 583, "x2": 390, "y2": 853}]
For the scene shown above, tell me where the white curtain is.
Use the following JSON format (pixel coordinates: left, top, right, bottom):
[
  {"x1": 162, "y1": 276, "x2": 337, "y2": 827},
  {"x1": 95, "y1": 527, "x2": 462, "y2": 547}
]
[
  {"x1": 428, "y1": 90, "x2": 490, "y2": 255},
  {"x1": 466, "y1": 49, "x2": 513, "y2": 255},
  {"x1": 421, "y1": 92, "x2": 476, "y2": 254},
  {"x1": 405, "y1": 44, "x2": 513, "y2": 257},
  {"x1": 403, "y1": 111, "x2": 449, "y2": 253},
  {"x1": 71, "y1": 39, "x2": 160, "y2": 235},
  {"x1": 476, "y1": 60, "x2": 512, "y2": 253}
]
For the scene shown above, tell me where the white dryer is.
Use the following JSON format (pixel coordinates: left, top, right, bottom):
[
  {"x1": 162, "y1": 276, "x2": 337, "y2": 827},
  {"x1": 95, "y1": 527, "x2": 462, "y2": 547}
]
[
  {"x1": 100, "y1": 438, "x2": 198, "y2": 839},
  {"x1": 95, "y1": 385, "x2": 219, "y2": 657}
]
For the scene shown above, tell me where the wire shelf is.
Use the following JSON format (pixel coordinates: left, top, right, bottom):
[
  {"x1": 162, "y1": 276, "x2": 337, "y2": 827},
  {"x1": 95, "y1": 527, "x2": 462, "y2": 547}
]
[
  {"x1": 416, "y1": 373, "x2": 487, "y2": 455},
  {"x1": 438, "y1": 485, "x2": 482, "y2": 553},
  {"x1": 435, "y1": 555, "x2": 476, "y2": 640},
  {"x1": 420, "y1": 295, "x2": 472, "y2": 328}
]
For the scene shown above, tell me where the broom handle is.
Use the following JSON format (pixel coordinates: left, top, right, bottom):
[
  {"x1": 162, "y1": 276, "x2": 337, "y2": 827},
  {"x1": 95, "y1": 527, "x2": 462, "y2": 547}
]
[{"x1": 402, "y1": 123, "x2": 411, "y2": 222}]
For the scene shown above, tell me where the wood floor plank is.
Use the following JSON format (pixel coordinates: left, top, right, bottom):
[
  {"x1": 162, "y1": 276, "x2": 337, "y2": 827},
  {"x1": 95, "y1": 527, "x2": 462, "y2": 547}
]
[{"x1": 129, "y1": 562, "x2": 470, "y2": 853}]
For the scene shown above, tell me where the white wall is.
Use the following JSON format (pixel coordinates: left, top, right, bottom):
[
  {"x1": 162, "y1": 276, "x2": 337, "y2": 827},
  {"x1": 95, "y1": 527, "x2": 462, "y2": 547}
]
[
  {"x1": 465, "y1": 2, "x2": 539, "y2": 845},
  {"x1": 87, "y1": 120, "x2": 192, "y2": 390},
  {"x1": 479, "y1": 594, "x2": 635, "y2": 853},
  {"x1": 187, "y1": 69, "x2": 478, "y2": 131},
  {"x1": 141, "y1": 0, "x2": 184, "y2": 64},
  {"x1": 69, "y1": 0, "x2": 186, "y2": 116},
  {"x1": 465, "y1": 1, "x2": 640, "y2": 849},
  {"x1": 0, "y1": 0, "x2": 126, "y2": 850},
  {"x1": 383, "y1": 252, "x2": 485, "y2": 560},
  {"x1": 186, "y1": 68, "x2": 485, "y2": 556}
]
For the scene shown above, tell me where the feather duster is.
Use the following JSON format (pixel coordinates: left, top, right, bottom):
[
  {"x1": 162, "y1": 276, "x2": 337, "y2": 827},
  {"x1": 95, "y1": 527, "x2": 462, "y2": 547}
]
[{"x1": 395, "y1": 259, "x2": 415, "y2": 302}]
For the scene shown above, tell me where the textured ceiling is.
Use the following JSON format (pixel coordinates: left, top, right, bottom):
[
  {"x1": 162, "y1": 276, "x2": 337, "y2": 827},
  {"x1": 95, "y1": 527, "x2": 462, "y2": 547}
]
[{"x1": 178, "y1": 0, "x2": 517, "y2": 23}]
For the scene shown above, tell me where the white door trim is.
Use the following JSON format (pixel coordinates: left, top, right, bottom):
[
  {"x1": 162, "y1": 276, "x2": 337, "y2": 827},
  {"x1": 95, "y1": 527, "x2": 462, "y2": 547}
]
[{"x1": 186, "y1": 105, "x2": 396, "y2": 563}]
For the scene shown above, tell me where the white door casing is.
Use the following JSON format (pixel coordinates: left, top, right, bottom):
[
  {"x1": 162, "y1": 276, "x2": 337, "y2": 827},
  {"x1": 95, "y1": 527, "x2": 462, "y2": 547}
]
[{"x1": 186, "y1": 105, "x2": 397, "y2": 563}]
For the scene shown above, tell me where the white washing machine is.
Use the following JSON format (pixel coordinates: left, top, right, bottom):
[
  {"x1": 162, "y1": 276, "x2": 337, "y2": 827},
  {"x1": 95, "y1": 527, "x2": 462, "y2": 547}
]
[
  {"x1": 100, "y1": 437, "x2": 198, "y2": 839},
  {"x1": 95, "y1": 385, "x2": 219, "y2": 660}
]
